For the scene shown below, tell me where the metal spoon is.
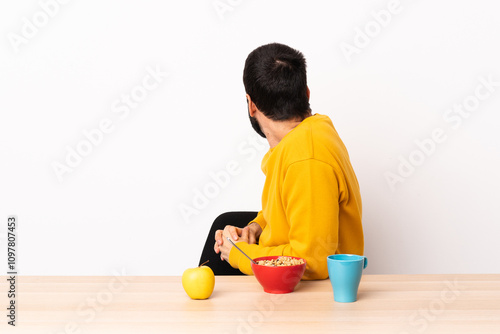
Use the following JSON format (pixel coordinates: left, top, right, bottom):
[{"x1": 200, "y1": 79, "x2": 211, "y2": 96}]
[{"x1": 226, "y1": 237, "x2": 257, "y2": 265}]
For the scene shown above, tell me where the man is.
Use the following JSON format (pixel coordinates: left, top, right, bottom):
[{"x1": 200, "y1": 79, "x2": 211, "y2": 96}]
[{"x1": 199, "y1": 43, "x2": 364, "y2": 280}]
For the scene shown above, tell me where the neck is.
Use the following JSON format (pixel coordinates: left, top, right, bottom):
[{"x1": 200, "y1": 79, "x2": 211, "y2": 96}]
[{"x1": 264, "y1": 114, "x2": 311, "y2": 148}]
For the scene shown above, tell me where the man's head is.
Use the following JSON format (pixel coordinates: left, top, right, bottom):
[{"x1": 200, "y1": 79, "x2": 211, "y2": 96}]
[{"x1": 243, "y1": 43, "x2": 311, "y2": 137}]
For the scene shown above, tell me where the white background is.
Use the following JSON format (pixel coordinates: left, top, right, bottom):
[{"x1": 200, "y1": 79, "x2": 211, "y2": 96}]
[{"x1": 1, "y1": 0, "x2": 499, "y2": 276}]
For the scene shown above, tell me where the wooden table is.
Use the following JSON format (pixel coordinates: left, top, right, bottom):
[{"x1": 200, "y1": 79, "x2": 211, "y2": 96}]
[{"x1": 1, "y1": 274, "x2": 499, "y2": 333}]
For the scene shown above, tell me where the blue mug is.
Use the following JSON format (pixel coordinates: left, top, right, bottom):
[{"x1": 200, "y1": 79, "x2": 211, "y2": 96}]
[{"x1": 327, "y1": 254, "x2": 368, "y2": 303}]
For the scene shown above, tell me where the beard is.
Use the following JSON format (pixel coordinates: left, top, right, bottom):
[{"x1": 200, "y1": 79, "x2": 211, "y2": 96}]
[
  {"x1": 247, "y1": 99, "x2": 266, "y2": 138},
  {"x1": 248, "y1": 111, "x2": 266, "y2": 138}
]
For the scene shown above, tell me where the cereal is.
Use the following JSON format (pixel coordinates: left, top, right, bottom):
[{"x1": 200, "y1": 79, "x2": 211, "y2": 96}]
[{"x1": 257, "y1": 257, "x2": 304, "y2": 267}]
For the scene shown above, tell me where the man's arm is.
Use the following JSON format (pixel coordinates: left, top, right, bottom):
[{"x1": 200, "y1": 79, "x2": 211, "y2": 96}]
[
  {"x1": 249, "y1": 211, "x2": 267, "y2": 232},
  {"x1": 228, "y1": 159, "x2": 341, "y2": 280},
  {"x1": 214, "y1": 213, "x2": 264, "y2": 259}
]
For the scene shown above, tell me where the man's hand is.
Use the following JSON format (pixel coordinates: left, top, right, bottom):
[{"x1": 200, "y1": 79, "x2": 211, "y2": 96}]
[
  {"x1": 214, "y1": 223, "x2": 262, "y2": 261},
  {"x1": 247, "y1": 222, "x2": 263, "y2": 244}
]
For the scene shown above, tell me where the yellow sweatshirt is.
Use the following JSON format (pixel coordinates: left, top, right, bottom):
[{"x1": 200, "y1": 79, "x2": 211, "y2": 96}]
[{"x1": 228, "y1": 114, "x2": 364, "y2": 280}]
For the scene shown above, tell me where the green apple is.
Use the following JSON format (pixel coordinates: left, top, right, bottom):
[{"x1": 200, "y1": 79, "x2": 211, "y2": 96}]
[{"x1": 182, "y1": 262, "x2": 215, "y2": 300}]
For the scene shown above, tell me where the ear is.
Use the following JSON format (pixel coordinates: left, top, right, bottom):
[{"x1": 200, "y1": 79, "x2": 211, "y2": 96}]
[
  {"x1": 307, "y1": 87, "x2": 310, "y2": 100},
  {"x1": 246, "y1": 94, "x2": 257, "y2": 117}
]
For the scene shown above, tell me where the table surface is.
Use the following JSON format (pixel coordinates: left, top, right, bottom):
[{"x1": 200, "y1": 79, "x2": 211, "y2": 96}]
[{"x1": 1, "y1": 274, "x2": 499, "y2": 333}]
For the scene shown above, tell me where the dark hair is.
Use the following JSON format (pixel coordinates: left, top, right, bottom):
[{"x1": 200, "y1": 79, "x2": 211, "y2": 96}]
[{"x1": 243, "y1": 43, "x2": 311, "y2": 121}]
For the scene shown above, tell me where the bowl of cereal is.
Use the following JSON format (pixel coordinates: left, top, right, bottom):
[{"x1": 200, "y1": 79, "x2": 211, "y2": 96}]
[{"x1": 251, "y1": 256, "x2": 307, "y2": 294}]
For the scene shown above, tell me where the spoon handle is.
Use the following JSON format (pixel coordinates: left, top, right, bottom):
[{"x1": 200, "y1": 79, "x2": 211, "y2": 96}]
[{"x1": 226, "y1": 237, "x2": 257, "y2": 264}]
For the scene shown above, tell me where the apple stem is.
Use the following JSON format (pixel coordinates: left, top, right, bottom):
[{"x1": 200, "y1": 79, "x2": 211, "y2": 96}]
[{"x1": 199, "y1": 260, "x2": 210, "y2": 267}]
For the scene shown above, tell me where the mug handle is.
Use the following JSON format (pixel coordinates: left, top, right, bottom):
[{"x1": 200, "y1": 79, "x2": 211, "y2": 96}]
[{"x1": 363, "y1": 256, "x2": 368, "y2": 269}]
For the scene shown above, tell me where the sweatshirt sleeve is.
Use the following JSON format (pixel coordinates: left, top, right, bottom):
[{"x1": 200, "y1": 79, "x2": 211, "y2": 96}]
[
  {"x1": 229, "y1": 159, "x2": 341, "y2": 280},
  {"x1": 249, "y1": 210, "x2": 266, "y2": 230}
]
